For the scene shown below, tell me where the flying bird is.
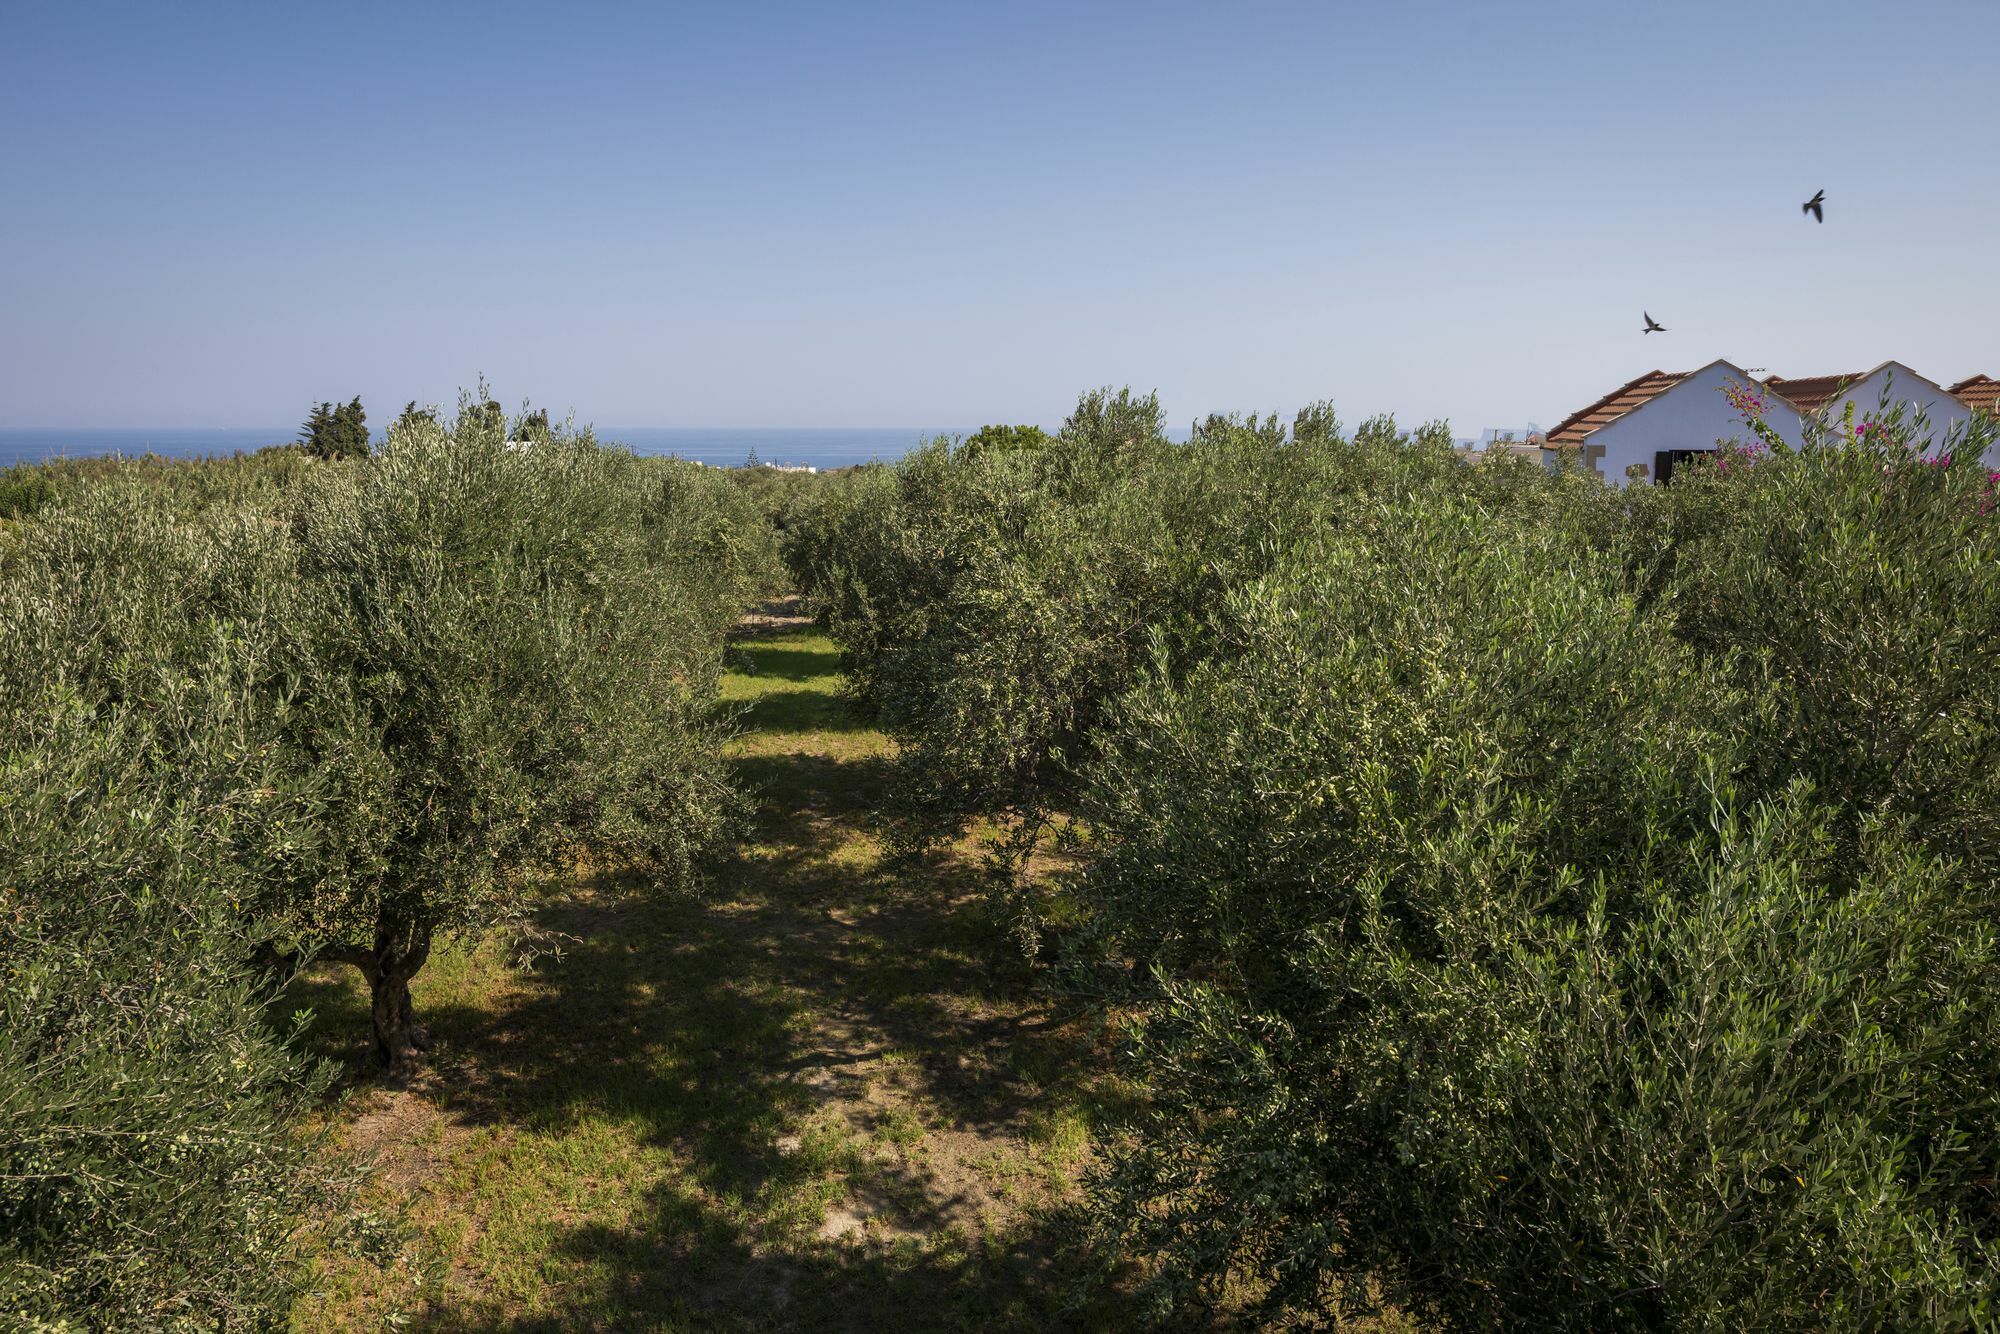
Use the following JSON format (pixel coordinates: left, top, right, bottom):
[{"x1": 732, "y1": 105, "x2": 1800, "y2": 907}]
[
  {"x1": 1643, "y1": 311, "x2": 1666, "y2": 334},
  {"x1": 1803, "y1": 189, "x2": 1825, "y2": 223}
]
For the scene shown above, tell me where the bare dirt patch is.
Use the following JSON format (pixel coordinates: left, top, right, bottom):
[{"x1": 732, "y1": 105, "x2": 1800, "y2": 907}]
[{"x1": 340, "y1": 1084, "x2": 450, "y2": 1194}]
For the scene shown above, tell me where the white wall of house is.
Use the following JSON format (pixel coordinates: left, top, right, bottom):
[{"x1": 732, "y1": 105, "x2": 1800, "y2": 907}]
[
  {"x1": 1814, "y1": 363, "x2": 1987, "y2": 463},
  {"x1": 1579, "y1": 361, "x2": 1805, "y2": 486}
]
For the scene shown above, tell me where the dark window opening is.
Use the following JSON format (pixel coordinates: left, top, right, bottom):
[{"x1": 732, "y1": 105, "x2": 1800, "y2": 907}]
[{"x1": 1653, "y1": 448, "x2": 1714, "y2": 485}]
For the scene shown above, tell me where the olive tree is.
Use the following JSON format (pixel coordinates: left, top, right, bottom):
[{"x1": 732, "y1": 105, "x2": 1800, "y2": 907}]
[
  {"x1": 1627, "y1": 404, "x2": 2000, "y2": 878},
  {"x1": 268, "y1": 402, "x2": 745, "y2": 1073},
  {"x1": 785, "y1": 384, "x2": 2000, "y2": 1324},
  {"x1": 1073, "y1": 490, "x2": 2000, "y2": 1326},
  {"x1": 0, "y1": 488, "x2": 344, "y2": 1326}
]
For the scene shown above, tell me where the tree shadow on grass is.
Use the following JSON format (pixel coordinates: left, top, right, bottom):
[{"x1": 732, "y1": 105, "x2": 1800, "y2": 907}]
[
  {"x1": 724, "y1": 641, "x2": 843, "y2": 686},
  {"x1": 291, "y1": 752, "x2": 1118, "y2": 1329},
  {"x1": 288, "y1": 629, "x2": 1133, "y2": 1329},
  {"x1": 464, "y1": 1194, "x2": 1102, "y2": 1333},
  {"x1": 732, "y1": 687, "x2": 879, "y2": 736},
  {"x1": 731, "y1": 751, "x2": 892, "y2": 823},
  {"x1": 428, "y1": 879, "x2": 1100, "y2": 1327}
]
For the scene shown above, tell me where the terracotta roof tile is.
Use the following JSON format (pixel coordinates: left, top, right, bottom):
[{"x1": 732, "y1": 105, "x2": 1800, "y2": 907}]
[
  {"x1": 1761, "y1": 371, "x2": 1868, "y2": 413},
  {"x1": 1545, "y1": 370, "x2": 1689, "y2": 447},
  {"x1": 1951, "y1": 375, "x2": 2000, "y2": 415}
]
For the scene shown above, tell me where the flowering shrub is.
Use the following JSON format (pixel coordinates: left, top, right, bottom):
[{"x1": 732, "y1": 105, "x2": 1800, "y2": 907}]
[
  {"x1": 1707, "y1": 440, "x2": 1769, "y2": 475},
  {"x1": 1720, "y1": 378, "x2": 1788, "y2": 450},
  {"x1": 1721, "y1": 377, "x2": 1771, "y2": 422}
]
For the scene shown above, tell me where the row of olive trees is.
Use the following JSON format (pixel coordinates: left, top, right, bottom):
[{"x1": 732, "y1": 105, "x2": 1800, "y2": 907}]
[
  {"x1": 1, "y1": 401, "x2": 767, "y2": 1326},
  {"x1": 784, "y1": 392, "x2": 2000, "y2": 1327},
  {"x1": 782, "y1": 394, "x2": 1470, "y2": 933},
  {"x1": 3, "y1": 492, "x2": 352, "y2": 1327}
]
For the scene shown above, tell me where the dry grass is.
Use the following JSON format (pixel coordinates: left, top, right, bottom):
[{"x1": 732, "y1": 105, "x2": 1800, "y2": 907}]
[{"x1": 286, "y1": 631, "x2": 1121, "y2": 1331}]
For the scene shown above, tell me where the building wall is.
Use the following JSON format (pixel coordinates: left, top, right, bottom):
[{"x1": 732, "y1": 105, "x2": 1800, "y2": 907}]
[
  {"x1": 1817, "y1": 365, "x2": 1987, "y2": 463},
  {"x1": 1581, "y1": 362, "x2": 1805, "y2": 486}
]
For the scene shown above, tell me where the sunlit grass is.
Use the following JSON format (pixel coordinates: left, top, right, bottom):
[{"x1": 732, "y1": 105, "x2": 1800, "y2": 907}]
[{"x1": 290, "y1": 628, "x2": 1111, "y2": 1331}]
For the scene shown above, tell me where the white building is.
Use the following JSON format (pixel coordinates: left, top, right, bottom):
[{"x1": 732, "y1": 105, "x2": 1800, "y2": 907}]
[
  {"x1": 1543, "y1": 359, "x2": 1802, "y2": 485},
  {"x1": 1949, "y1": 375, "x2": 1999, "y2": 422},
  {"x1": 1545, "y1": 359, "x2": 1996, "y2": 485},
  {"x1": 1764, "y1": 361, "x2": 1977, "y2": 453}
]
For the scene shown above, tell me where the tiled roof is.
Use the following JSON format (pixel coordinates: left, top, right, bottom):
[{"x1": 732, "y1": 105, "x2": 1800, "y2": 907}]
[
  {"x1": 1761, "y1": 372, "x2": 1867, "y2": 413},
  {"x1": 1545, "y1": 370, "x2": 1689, "y2": 447},
  {"x1": 1951, "y1": 375, "x2": 2000, "y2": 415}
]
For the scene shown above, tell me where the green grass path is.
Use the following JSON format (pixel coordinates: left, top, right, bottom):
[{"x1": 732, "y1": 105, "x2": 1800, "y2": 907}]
[{"x1": 293, "y1": 631, "x2": 1103, "y2": 1331}]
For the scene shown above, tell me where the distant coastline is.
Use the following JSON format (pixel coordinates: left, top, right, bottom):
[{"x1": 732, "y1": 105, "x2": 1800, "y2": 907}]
[{"x1": 0, "y1": 426, "x2": 968, "y2": 472}]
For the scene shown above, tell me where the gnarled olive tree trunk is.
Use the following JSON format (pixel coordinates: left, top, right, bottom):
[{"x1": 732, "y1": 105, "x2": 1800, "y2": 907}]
[{"x1": 333, "y1": 916, "x2": 434, "y2": 1077}]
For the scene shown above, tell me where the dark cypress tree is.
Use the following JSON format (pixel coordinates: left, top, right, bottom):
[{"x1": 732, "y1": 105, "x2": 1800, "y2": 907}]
[
  {"x1": 301, "y1": 399, "x2": 369, "y2": 459},
  {"x1": 395, "y1": 400, "x2": 437, "y2": 435},
  {"x1": 516, "y1": 408, "x2": 553, "y2": 445},
  {"x1": 299, "y1": 401, "x2": 335, "y2": 457},
  {"x1": 331, "y1": 397, "x2": 369, "y2": 458}
]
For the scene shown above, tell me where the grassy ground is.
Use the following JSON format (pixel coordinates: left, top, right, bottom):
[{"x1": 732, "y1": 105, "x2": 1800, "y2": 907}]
[{"x1": 288, "y1": 630, "x2": 1114, "y2": 1331}]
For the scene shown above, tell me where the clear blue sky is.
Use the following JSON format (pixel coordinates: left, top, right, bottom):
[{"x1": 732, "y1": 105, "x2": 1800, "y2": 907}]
[{"x1": 3, "y1": 1, "x2": 1995, "y2": 434}]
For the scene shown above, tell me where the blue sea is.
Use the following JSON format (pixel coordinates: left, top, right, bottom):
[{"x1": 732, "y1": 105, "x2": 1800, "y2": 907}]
[{"x1": 0, "y1": 426, "x2": 963, "y2": 472}]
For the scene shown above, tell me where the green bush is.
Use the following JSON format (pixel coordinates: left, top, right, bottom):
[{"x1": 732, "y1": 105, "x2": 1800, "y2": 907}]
[
  {"x1": 0, "y1": 489, "x2": 344, "y2": 1328},
  {"x1": 793, "y1": 387, "x2": 2000, "y2": 1325},
  {"x1": 785, "y1": 393, "x2": 1465, "y2": 915},
  {"x1": 0, "y1": 446, "x2": 316, "y2": 527},
  {"x1": 1074, "y1": 493, "x2": 2000, "y2": 1325},
  {"x1": 667, "y1": 460, "x2": 786, "y2": 600},
  {"x1": 265, "y1": 404, "x2": 749, "y2": 1072},
  {"x1": 0, "y1": 470, "x2": 57, "y2": 520},
  {"x1": 1, "y1": 398, "x2": 770, "y2": 1324},
  {"x1": 1626, "y1": 419, "x2": 2000, "y2": 880},
  {"x1": 727, "y1": 460, "x2": 835, "y2": 581}
]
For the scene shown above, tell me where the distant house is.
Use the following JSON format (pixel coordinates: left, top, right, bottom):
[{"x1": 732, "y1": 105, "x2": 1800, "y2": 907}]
[
  {"x1": 1951, "y1": 375, "x2": 2000, "y2": 420},
  {"x1": 1485, "y1": 433, "x2": 1546, "y2": 464},
  {"x1": 1543, "y1": 359, "x2": 1801, "y2": 485},
  {"x1": 1454, "y1": 430, "x2": 1544, "y2": 468},
  {"x1": 1546, "y1": 359, "x2": 1995, "y2": 485},
  {"x1": 1478, "y1": 424, "x2": 1545, "y2": 447},
  {"x1": 1456, "y1": 434, "x2": 1544, "y2": 470},
  {"x1": 1763, "y1": 361, "x2": 1977, "y2": 450}
]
